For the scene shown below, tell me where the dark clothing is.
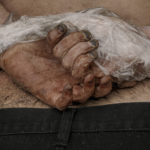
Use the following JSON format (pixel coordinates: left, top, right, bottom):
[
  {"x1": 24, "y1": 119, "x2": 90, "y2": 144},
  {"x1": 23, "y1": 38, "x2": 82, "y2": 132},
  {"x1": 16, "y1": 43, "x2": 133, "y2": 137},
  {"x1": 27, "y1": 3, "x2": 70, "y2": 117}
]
[{"x1": 0, "y1": 103, "x2": 150, "y2": 150}]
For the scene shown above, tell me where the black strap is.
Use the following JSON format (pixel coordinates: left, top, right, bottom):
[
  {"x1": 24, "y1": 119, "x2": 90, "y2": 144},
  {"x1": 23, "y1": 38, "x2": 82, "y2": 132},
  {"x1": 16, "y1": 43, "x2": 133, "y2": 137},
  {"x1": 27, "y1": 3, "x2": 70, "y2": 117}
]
[{"x1": 55, "y1": 109, "x2": 76, "y2": 150}]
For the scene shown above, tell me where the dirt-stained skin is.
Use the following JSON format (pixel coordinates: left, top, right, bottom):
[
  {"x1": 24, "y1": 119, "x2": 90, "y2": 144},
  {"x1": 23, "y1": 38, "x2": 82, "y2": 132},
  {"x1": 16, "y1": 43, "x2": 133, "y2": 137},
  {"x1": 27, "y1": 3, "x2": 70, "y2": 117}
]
[
  {"x1": 0, "y1": 24, "x2": 112, "y2": 110},
  {"x1": 0, "y1": 1, "x2": 150, "y2": 109}
]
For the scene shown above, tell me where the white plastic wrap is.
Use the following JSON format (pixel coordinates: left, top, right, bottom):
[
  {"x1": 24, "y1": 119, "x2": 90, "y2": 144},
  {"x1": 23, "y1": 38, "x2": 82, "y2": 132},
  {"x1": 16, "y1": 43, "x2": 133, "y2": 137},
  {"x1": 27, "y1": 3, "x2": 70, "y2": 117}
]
[{"x1": 0, "y1": 7, "x2": 150, "y2": 82}]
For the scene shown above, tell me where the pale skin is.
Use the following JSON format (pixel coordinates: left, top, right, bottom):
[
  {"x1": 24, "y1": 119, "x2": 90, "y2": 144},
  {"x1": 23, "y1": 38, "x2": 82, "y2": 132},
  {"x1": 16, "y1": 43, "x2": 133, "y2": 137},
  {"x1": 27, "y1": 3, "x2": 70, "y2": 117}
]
[{"x1": 0, "y1": 2, "x2": 150, "y2": 109}]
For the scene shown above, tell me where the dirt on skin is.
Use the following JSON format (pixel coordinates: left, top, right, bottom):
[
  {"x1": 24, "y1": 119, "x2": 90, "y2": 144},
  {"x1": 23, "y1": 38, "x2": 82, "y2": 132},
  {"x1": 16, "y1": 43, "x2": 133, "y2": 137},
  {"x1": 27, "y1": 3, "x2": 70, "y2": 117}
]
[
  {"x1": 1, "y1": 69, "x2": 150, "y2": 108},
  {"x1": 0, "y1": 0, "x2": 150, "y2": 108}
]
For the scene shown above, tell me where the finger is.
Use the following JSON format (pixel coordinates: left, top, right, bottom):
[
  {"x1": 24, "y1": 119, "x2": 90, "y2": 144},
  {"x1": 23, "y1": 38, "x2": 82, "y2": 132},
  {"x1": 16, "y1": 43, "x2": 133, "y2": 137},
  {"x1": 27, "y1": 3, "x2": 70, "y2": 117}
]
[
  {"x1": 49, "y1": 84, "x2": 73, "y2": 110},
  {"x1": 91, "y1": 63, "x2": 112, "y2": 98},
  {"x1": 34, "y1": 81, "x2": 73, "y2": 110},
  {"x1": 117, "y1": 81, "x2": 137, "y2": 88},
  {"x1": 94, "y1": 76, "x2": 112, "y2": 98},
  {"x1": 72, "y1": 74, "x2": 95, "y2": 103},
  {"x1": 53, "y1": 30, "x2": 92, "y2": 58},
  {"x1": 47, "y1": 23, "x2": 67, "y2": 49},
  {"x1": 62, "y1": 39, "x2": 99, "y2": 70},
  {"x1": 72, "y1": 54, "x2": 95, "y2": 79}
]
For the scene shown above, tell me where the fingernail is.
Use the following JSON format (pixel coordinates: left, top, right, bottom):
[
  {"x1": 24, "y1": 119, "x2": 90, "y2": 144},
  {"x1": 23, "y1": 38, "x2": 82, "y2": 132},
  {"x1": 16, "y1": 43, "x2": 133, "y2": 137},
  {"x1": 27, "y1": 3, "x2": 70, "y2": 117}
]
[
  {"x1": 64, "y1": 84, "x2": 72, "y2": 90},
  {"x1": 101, "y1": 76, "x2": 112, "y2": 84},
  {"x1": 90, "y1": 51, "x2": 98, "y2": 59},
  {"x1": 57, "y1": 23, "x2": 67, "y2": 33},
  {"x1": 90, "y1": 39, "x2": 99, "y2": 47},
  {"x1": 82, "y1": 30, "x2": 92, "y2": 40},
  {"x1": 84, "y1": 74, "x2": 94, "y2": 84}
]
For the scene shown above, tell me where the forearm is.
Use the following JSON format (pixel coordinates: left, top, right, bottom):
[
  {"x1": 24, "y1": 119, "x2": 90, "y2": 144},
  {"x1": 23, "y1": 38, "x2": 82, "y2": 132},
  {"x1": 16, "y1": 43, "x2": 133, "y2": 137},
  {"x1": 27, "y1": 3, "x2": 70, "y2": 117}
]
[
  {"x1": 0, "y1": 3, "x2": 10, "y2": 24},
  {"x1": 0, "y1": 3, "x2": 23, "y2": 55}
]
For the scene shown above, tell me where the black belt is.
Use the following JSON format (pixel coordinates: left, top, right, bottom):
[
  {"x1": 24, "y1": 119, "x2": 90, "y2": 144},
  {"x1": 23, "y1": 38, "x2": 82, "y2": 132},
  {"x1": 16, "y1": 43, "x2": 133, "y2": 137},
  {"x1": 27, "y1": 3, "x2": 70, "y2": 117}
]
[
  {"x1": 55, "y1": 109, "x2": 76, "y2": 150},
  {"x1": 1, "y1": 103, "x2": 150, "y2": 150}
]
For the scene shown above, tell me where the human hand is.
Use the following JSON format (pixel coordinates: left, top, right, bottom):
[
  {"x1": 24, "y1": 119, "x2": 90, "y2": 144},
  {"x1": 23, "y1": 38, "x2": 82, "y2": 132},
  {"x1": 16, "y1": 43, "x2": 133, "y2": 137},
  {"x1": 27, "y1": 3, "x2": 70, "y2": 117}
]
[{"x1": 0, "y1": 24, "x2": 112, "y2": 110}]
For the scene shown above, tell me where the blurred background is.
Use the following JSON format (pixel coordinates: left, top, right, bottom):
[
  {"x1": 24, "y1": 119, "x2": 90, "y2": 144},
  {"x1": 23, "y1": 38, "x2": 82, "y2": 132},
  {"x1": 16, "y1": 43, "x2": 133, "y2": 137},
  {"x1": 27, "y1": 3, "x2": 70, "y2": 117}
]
[{"x1": 0, "y1": 0, "x2": 150, "y2": 26}]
